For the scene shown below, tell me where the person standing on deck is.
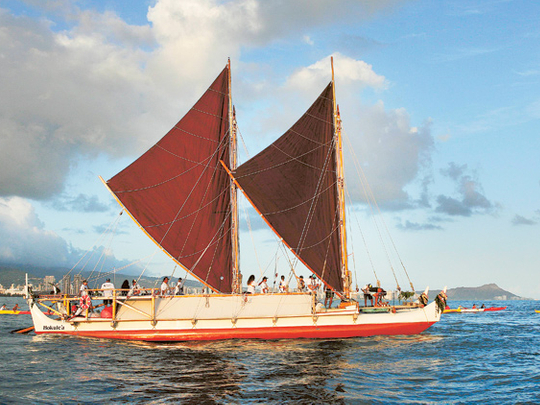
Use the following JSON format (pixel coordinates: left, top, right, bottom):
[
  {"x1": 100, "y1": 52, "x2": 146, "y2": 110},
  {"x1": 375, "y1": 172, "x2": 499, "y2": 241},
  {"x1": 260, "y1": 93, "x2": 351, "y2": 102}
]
[
  {"x1": 174, "y1": 278, "x2": 185, "y2": 295},
  {"x1": 80, "y1": 280, "x2": 89, "y2": 297},
  {"x1": 297, "y1": 276, "x2": 306, "y2": 292},
  {"x1": 101, "y1": 278, "x2": 115, "y2": 306},
  {"x1": 308, "y1": 275, "x2": 319, "y2": 293},
  {"x1": 278, "y1": 275, "x2": 288, "y2": 293},
  {"x1": 160, "y1": 277, "x2": 170, "y2": 296},
  {"x1": 324, "y1": 286, "x2": 334, "y2": 308}
]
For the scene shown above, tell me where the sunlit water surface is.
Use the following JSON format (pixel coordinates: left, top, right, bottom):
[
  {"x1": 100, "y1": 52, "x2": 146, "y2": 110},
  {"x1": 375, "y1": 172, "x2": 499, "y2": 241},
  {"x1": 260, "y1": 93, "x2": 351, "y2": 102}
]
[{"x1": 1, "y1": 297, "x2": 539, "y2": 404}]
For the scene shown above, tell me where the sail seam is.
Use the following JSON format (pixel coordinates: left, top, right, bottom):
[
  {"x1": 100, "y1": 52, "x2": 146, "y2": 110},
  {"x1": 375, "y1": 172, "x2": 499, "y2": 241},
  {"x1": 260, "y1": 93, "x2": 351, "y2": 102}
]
[
  {"x1": 262, "y1": 181, "x2": 337, "y2": 216},
  {"x1": 146, "y1": 187, "x2": 229, "y2": 228},
  {"x1": 169, "y1": 126, "x2": 220, "y2": 144},
  {"x1": 234, "y1": 141, "x2": 335, "y2": 179}
]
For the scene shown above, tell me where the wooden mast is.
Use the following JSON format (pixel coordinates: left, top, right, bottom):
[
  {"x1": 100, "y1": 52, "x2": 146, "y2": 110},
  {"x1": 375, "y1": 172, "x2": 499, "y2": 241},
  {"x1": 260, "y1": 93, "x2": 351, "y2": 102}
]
[
  {"x1": 228, "y1": 58, "x2": 241, "y2": 293},
  {"x1": 331, "y1": 56, "x2": 350, "y2": 298}
]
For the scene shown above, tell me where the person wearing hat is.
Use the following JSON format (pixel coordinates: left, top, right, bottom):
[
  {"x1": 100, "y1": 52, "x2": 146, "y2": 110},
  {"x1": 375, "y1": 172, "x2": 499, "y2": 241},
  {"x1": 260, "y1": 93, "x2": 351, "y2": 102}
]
[
  {"x1": 101, "y1": 278, "x2": 115, "y2": 306},
  {"x1": 129, "y1": 279, "x2": 141, "y2": 296},
  {"x1": 258, "y1": 276, "x2": 269, "y2": 294}
]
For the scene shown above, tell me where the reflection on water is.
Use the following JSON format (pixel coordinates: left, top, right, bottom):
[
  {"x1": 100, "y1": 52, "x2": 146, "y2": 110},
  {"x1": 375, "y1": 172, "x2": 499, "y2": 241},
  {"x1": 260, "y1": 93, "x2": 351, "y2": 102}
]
[{"x1": 1, "y1": 298, "x2": 540, "y2": 403}]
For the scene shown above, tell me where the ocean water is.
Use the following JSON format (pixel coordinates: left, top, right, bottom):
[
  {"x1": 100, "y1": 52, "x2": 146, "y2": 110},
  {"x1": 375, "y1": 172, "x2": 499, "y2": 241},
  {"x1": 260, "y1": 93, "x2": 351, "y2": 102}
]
[{"x1": 0, "y1": 296, "x2": 539, "y2": 404}]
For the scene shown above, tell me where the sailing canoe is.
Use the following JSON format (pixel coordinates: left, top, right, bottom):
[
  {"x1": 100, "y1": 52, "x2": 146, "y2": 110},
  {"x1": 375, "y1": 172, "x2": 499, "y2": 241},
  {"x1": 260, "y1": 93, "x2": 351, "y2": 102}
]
[{"x1": 25, "y1": 60, "x2": 446, "y2": 341}]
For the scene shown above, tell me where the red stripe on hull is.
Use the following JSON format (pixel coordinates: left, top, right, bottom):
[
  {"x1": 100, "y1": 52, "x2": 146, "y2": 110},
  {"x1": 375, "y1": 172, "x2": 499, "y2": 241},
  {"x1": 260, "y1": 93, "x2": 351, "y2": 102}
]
[{"x1": 35, "y1": 322, "x2": 436, "y2": 341}]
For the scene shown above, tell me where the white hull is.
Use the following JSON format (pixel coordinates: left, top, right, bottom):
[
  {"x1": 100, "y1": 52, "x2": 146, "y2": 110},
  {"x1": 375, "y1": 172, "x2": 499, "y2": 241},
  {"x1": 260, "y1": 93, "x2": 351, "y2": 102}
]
[{"x1": 28, "y1": 293, "x2": 442, "y2": 341}]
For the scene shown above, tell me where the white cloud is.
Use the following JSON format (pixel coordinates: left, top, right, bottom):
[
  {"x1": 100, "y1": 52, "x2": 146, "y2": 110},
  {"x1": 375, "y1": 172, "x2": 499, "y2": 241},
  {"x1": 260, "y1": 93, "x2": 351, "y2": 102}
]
[
  {"x1": 286, "y1": 52, "x2": 387, "y2": 94},
  {"x1": 0, "y1": 197, "x2": 76, "y2": 266},
  {"x1": 343, "y1": 102, "x2": 434, "y2": 205}
]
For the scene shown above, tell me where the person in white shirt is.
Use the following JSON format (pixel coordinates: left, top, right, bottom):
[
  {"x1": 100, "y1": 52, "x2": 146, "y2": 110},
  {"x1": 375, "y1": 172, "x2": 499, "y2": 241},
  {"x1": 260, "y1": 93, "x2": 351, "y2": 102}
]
[
  {"x1": 308, "y1": 275, "x2": 320, "y2": 293},
  {"x1": 174, "y1": 277, "x2": 185, "y2": 295},
  {"x1": 80, "y1": 280, "x2": 89, "y2": 297},
  {"x1": 129, "y1": 279, "x2": 141, "y2": 296},
  {"x1": 160, "y1": 277, "x2": 170, "y2": 296},
  {"x1": 246, "y1": 275, "x2": 256, "y2": 294},
  {"x1": 101, "y1": 278, "x2": 115, "y2": 306},
  {"x1": 278, "y1": 275, "x2": 288, "y2": 293},
  {"x1": 258, "y1": 276, "x2": 269, "y2": 294}
]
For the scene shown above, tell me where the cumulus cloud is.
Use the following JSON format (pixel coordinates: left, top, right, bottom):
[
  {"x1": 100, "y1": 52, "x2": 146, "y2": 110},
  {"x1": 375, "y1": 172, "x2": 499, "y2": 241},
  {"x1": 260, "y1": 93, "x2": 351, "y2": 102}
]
[
  {"x1": 0, "y1": 197, "x2": 79, "y2": 266},
  {"x1": 344, "y1": 104, "x2": 434, "y2": 206},
  {"x1": 286, "y1": 52, "x2": 387, "y2": 94},
  {"x1": 435, "y1": 162, "x2": 494, "y2": 216},
  {"x1": 0, "y1": 0, "x2": 407, "y2": 203},
  {"x1": 0, "y1": 9, "x2": 157, "y2": 199}
]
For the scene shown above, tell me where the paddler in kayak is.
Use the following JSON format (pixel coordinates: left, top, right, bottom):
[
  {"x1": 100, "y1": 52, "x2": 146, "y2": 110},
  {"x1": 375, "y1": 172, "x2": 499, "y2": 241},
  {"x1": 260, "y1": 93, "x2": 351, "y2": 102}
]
[{"x1": 0, "y1": 304, "x2": 6, "y2": 310}]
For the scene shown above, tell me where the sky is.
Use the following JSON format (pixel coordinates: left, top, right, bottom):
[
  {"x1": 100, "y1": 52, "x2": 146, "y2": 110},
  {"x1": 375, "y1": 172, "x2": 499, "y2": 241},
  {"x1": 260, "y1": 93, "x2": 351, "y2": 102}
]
[{"x1": 0, "y1": 0, "x2": 539, "y2": 298}]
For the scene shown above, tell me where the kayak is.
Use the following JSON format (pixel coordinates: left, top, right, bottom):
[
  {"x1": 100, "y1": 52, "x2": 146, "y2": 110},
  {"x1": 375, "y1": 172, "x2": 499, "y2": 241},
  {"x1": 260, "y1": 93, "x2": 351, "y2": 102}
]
[
  {"x1": 0, "y1": 310, "x2": 52, "y2": 315},
  {"x1": 535, "y1": 310, "x2": 540, "y2": 313},
  {"x1": 444, "y1": 306, "x2": 506, "y2": 314},
  {"x1": 483, "y1": 306, "x2": 506, "y2": 312},
  {"x1": 0, "y1": 310, "x2": 25, "y2": 314},
  {"x1": 460, "y1": 308, "x2": 484, "y2": 313}
]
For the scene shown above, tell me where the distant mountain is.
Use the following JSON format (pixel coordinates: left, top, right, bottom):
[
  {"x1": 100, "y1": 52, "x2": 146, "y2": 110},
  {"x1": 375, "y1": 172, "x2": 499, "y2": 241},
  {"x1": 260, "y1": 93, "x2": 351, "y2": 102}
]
[
  {"x1": 439, "y1": 283, "x2": 525, "y2": 301},
  {"x1": 0, "y1": 264, "x2": 201, "y2": 289}
]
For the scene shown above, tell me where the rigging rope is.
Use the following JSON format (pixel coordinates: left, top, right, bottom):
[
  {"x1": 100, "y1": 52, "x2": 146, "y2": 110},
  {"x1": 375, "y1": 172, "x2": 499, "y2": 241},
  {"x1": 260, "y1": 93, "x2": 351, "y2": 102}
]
[{"x1": 343, "y1": 131, "x2": 416, "y2": 291}]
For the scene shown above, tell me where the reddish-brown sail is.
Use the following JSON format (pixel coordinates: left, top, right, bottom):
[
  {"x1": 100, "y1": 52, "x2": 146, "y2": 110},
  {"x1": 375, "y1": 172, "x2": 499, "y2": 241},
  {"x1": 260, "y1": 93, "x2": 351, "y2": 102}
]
[
  {"x1": 234, "y1": 83, "x2": 343, "y2": 293},
  {"x1": 107, "y1": 66, "x2": 234, "y2": 293}
]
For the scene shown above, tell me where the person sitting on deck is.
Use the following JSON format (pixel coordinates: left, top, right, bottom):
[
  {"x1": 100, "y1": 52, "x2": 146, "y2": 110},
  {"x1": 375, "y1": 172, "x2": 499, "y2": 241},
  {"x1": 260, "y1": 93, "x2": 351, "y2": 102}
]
[
  {"x1": 246, "y1": 275, "x2": 256, "y2": 294},
  {"x1": 258, "y1": 277, "x2": 269, "y2": 294},
  {"x1": 129, "y1": 279, "x2": 141, "y2": 296},
  {"x1": 362, "y1": 284, "x2": 373, "y2": 307}
]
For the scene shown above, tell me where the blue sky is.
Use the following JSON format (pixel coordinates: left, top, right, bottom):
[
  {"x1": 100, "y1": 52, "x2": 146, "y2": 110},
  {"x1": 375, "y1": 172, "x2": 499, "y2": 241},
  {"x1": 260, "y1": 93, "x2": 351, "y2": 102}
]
[{"x1": 0, "y1": 0, "x2": 538, "y2": 298}]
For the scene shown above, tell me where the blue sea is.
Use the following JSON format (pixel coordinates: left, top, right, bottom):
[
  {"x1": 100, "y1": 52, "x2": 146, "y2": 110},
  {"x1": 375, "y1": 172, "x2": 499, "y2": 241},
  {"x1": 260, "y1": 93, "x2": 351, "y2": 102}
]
[{"x1": 0, "y1": 296, "x2": 539, "y2": 404}]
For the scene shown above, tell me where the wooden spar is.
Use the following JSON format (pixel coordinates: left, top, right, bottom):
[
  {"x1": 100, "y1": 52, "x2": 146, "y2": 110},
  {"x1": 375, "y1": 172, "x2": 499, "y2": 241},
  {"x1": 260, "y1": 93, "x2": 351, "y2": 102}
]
[
  {"x1": 98, "y1": 175, "x2": 221, "y2": 294},
  {"x1": 331, "y1": 56, "x2": 350, "y2": 298},
  {"x1": 228, "y1": 58, "x2": 241, "y2": 294},
  {"x1": 220, "y1": 160, "x2": 346, "y2": 300}
]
